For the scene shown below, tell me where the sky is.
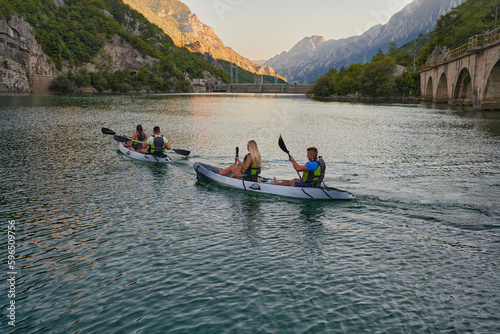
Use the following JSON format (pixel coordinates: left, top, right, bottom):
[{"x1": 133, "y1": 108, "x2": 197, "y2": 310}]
[{"x1": 180, "y1": 0, "x2": 415, "y2": 61}]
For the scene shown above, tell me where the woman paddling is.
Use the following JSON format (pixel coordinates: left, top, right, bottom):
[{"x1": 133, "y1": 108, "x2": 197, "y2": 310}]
[
  {"x1": 124, "y1": 125, "x2": 148, "y2": 152},
  {"x1": 218, "y1": 140, "x2": 262, "y2": 181}
]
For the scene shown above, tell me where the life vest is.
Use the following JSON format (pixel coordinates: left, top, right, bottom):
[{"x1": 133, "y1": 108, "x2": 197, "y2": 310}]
[
  {"x1": 241, "y1": 153, "x2": 261, "y2": 182},
  {"x1": 149, "y1": 135, "x2": 166, "y2": 156},
  {"x1": 302, "y1": 157, "x2": 326, "y2": 187},
  {"x1": 132, "y1": 132, "x2": 146, "y2": 150}
]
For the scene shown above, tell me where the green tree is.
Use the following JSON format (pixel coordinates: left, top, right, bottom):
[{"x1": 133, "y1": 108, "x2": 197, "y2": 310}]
[
  {"x1": 74, "y1": 68, "x2": 92, "y2": 87},
  {"x1": 49, "y1": 75, "x2": 74, "y2": 93},
  {"x1": 0, "y1": 0, "x2": 14, "y2": 19},
  {"x1": 308, "y1": 69, "x2": 335, "y2": 97},
  {"x1": 359, "y1": 55, "x2": 397, "y2": 97},
  {"x1": 395, "y1": 70, "x2": 420, "y2": 97},
  {"x1": 337, "y1": 75, "x2": 356, "y2": 95},
  {"x1": 95, "y1": 77, "x2": 108, "y2": 92},
  {"x1": 417, "y1": 0, "x2": 498, "y2": 67}
]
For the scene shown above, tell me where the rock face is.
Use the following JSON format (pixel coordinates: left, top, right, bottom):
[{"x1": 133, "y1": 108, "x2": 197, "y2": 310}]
[
  {"x1": 265, "y1": 0, "x2": 466, "y2": 83},
  {"x1": 0, "y1": 15, "x2": 56, "y2": 92},
  {"x1": 123, "y1": 0, "x2": 284, "y2": 80},
  {"x1": 0, "y1": 15, "x2": 157, "y2": 92},
  {"x1": 86, "y1": 35, "x2": 157, "y2": 73}
]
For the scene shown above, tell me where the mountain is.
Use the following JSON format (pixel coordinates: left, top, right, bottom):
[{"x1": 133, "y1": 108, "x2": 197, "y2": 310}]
[
  {"x1": 0, "y1": 0, "x2": 230, "y2": 93},
  {"x1": 265, "y1": 0, "x2": 466, "y2": 83},
  {"x1": 122, "y1": 0, "x2": 283, "y2": 80}
]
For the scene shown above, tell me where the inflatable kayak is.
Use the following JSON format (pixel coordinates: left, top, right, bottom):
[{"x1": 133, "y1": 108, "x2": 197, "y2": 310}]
[
  {"x1": 116, "y1": 142, "x2": 172, "y2": 163},
  {"x1": 194, "y1": 162, "x2": 354, "y2": 200}
]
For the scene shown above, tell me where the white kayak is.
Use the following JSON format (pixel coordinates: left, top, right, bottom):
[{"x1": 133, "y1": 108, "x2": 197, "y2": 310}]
[
  {"x1": 193, "y1": 162, "x2": 354, "y2": 200},
  {"x1": 116, "y1": 142, "x2": 172, "y2": 163}
]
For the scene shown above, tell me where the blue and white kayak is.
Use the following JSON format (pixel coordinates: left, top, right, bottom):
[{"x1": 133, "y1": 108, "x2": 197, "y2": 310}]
[
  {"x1": 193, "y1": 162, "x2": 354, "y2": 200},
  {"x1": 116, "y1": 142, "x2": 172, "y2": 163}
]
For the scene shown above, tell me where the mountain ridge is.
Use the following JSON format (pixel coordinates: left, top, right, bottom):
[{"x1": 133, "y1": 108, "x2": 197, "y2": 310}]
[
  {"x1": 122, "y1": 0, "x2": 284, "y2": 80},
  {"x1": 0, "y1": 0, "x2": 229, "y2": 93},
  {"x1": 265, "y1": 0, "x2": 466, "y2": 83}
]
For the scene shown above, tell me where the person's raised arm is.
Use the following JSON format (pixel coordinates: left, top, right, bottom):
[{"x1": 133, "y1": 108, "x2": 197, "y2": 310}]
[{"x1": 290, "y1": 156, "x2": 307, "y2": 172}]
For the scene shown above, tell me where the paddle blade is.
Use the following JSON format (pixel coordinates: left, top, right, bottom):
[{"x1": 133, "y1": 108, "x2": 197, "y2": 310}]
[
  {"x1": 278, "y1": 135, "x2": 290, "y2": 156},
  {"x1": 101, "y1": 127, "x2": 116, "y2": 135},
  {"x1": 173, "y1": 148, "x2": 190, "y2": 156},
  {"x1": 235, "y1": 146, "x2": 239, "y2": 157},
  {"x1": 113, "y1": 135, "x2": 130, "y2": 143}
]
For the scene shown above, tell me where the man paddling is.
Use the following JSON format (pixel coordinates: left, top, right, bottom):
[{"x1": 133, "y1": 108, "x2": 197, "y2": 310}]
[
  {"x1": 142, "y1": 126, "x2": 171, "y2": 156},
  {"x1": 273, "y1": 147, "x2": 323, "y2": 187}
]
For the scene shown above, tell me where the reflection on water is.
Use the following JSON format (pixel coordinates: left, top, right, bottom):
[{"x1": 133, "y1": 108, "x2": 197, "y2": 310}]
[
  {"x1": 231, "y1": 195, "x2": 263, "y2": 246},
  {"x1": 298, "y1": 202, "x2": 325, "y2": 224}
]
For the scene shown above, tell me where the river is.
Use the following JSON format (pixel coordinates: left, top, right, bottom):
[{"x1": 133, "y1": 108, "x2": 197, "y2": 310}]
[{"x1": 1, "y1": 93, "x2": 499, "y2": 333}]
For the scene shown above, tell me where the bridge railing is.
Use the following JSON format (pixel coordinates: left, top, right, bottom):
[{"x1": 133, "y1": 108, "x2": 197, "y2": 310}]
[
  {"x1": 450, "y1": 27, "x2": 500, "y2": 59},
  {"x1": 484, "y1": 27, "x2": 500, "y2": 44},
  {"x1": 422, "y1": 27, "x2": 500, "y2": 70}
]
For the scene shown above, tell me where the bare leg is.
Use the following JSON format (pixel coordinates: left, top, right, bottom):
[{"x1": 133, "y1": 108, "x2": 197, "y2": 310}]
[
  {"x1": 273, "y1": 177, "x2": 300, "y2": 186},
  {"x1": 218, "y1": 163, "x2": 236, "y2": 176},
  {"x1": 131, "y1": 147, "x2": 146, "y2": 153},
  {"x1": 218, "y1": 164, "x2": 243, "y2": 179}
]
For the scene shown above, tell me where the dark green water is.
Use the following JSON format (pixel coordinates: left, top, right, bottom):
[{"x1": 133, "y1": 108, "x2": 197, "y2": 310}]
[{"x1": 1, "y1": 94, "x2": 499, "y2": 333}]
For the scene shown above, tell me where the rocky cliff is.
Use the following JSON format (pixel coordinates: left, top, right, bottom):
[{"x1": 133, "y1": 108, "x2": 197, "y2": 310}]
[
  {"x1": 0, "y1": 15, "x2": 56, "y2": 92},
  {"x1": 265, "y1": 0, "x2": 466, "y2": 83},
  {"x1": 86, "y1": 35, "x2": 157, "y2": 73},
  {"x1": 122, "y1": 0, "x2": 283, "y2": 80},
  {"x1": 0, "y1": 14, "x2": 158, "y2": 92}
]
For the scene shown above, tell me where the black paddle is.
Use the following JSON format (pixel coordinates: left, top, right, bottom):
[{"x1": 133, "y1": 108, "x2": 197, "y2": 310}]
[
  {"x1": 278, "y1": 134, "x2": 301, "y2": 179},
  {"x1": 111, "y1": 133, "x2": 190, "y2": 156},
  {"x1": 101, "y1": 127, "x2": 116, "y2": 135},
  {"x1": 235, "y1": 146, "x2": 239, "y2": 158},
  {"x1": 113, "y1": 134, "x2": 137, "y2": 143}
]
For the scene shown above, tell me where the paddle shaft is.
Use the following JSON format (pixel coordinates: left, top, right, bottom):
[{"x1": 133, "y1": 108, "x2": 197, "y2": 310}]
[
  {"x1": 113, "y1": 134, "x2": 142, "y2": 144},
  {"x1": 278, "y1": 135, "x2": 301, "y2": 179}
]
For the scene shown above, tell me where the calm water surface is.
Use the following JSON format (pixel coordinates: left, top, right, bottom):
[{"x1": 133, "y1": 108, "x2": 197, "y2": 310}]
[{"x1": 1, "y1": 94, "x2": 499, "y2": 333}]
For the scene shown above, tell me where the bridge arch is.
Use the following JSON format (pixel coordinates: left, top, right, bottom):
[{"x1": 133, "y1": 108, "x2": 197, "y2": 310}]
[
  {"x1": 420, "y1": 40, "x2": 500, "y2": 109},
  {"x1": 483, "y1": 59, "x2": 500, "y2": 107},
  {"x1": 435, "y1": 73, "x2": 448, "y2": 103},
  {"x1": 454, "y1": 68, "x2": 473, "y2": 104},
  {"x1": 424, "y1": 76, "x2": 433, "y2": 100}
]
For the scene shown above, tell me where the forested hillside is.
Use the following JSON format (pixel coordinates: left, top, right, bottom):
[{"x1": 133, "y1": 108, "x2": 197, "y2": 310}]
[
  {"x1": 309, "y1": 0, "x2": 499, "y2": 100},
  {"x1": 308, "y1": 45, "x2": 419, "y2": 99},
  {"x1": 418, "y1": 0, "x2": 498, "y2": 65},
  {"x1": 0, "y1": 0, "x2": 228, "y2": 92}
]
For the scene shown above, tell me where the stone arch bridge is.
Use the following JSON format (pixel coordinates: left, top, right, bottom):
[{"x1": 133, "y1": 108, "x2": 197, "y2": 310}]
[{"x1": 419, "y1": 29, "x2": 500, "y2": 110}]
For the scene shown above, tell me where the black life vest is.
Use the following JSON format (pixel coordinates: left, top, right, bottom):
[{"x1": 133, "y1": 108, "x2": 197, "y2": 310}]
[
  {"x1": 149, "y1": 135, "x2": 166, "y2": 156},
  {"x1": 302, "y1": 157, "x2": 326, "y2": 187},
  {"x1": 132, "y1": 132, "x2": 146, "y2": 150},
  {"x1": 241, "y1": 153, "x2": 261, "y2": 182}
]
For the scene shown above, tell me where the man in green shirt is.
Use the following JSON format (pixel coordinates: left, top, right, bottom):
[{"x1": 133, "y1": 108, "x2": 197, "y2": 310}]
[{"x1": 142, "y1": 126, "x2": 171, "y2": 156}]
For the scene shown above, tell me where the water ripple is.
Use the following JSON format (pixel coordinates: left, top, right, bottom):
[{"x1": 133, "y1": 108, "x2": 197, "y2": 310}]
[{"x1": 1, "y1": 95, "x2": 499, "y2": 333}]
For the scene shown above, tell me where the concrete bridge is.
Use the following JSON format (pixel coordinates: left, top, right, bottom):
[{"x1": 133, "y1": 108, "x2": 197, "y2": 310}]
[
  {"x1": 208, "y1": 83, "x2": 312, "y2": 94},
  {"x1": 419, "y1": 28, "x2": 500, "y2": 110}
]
